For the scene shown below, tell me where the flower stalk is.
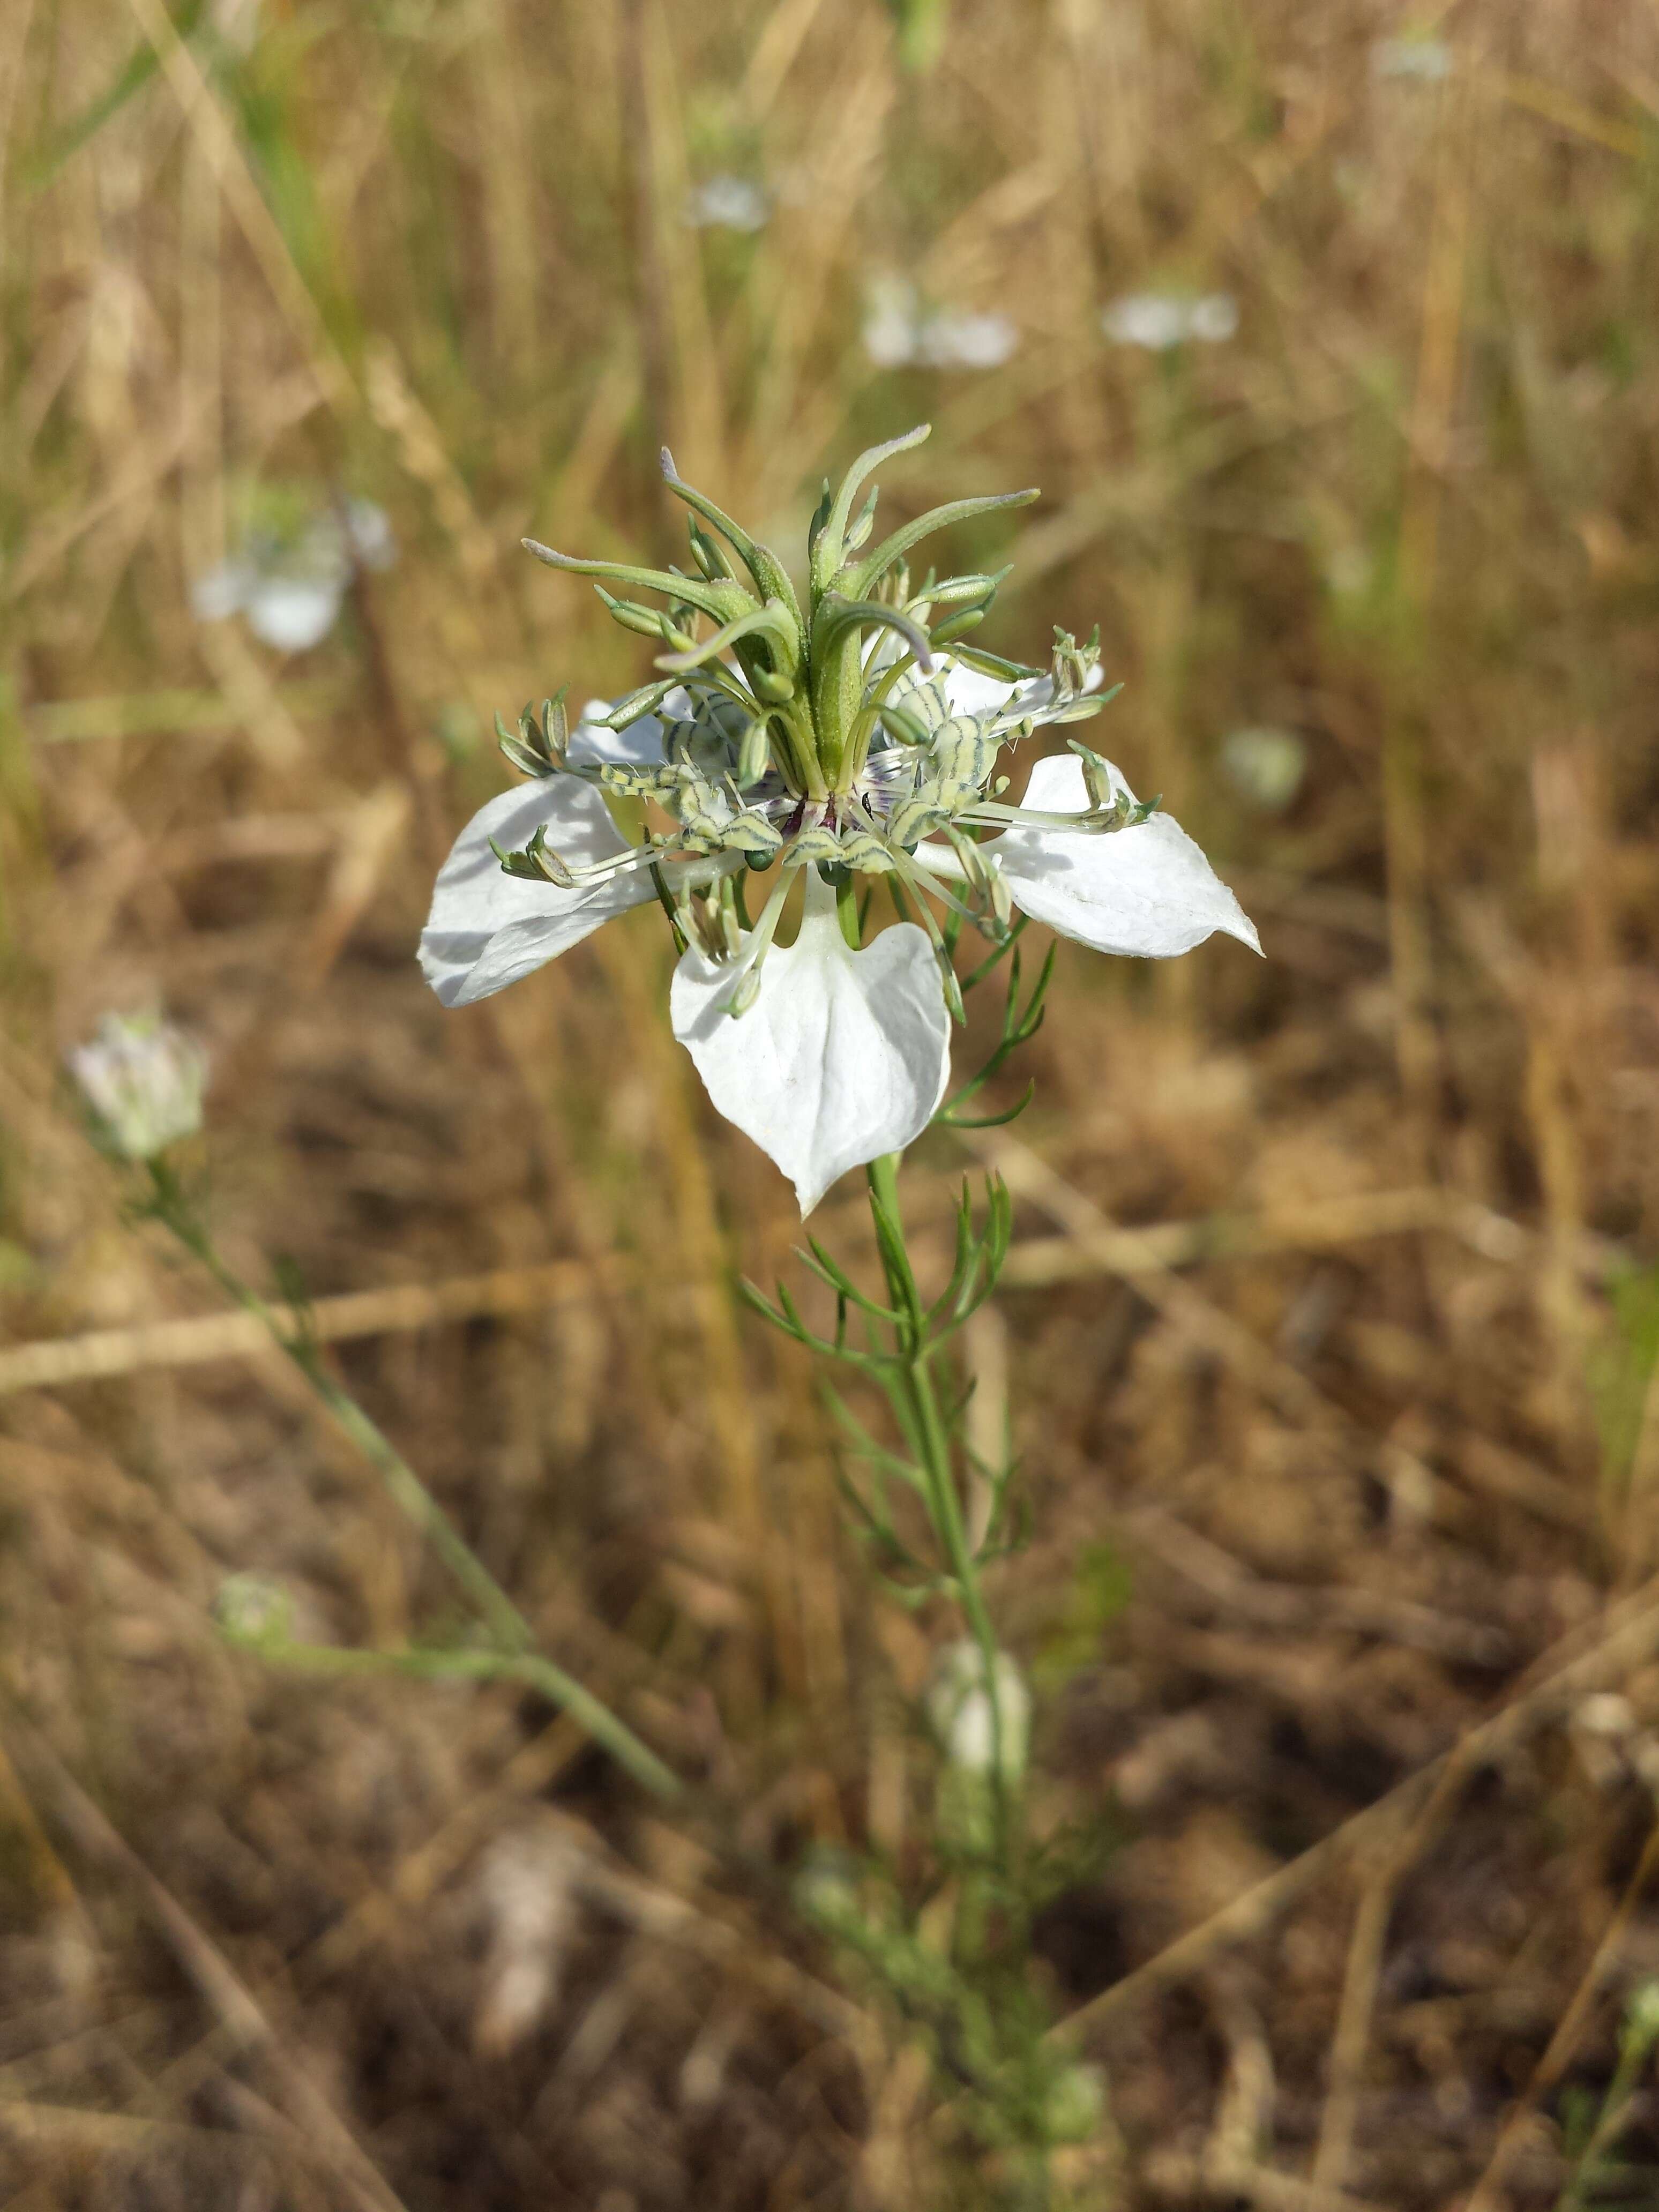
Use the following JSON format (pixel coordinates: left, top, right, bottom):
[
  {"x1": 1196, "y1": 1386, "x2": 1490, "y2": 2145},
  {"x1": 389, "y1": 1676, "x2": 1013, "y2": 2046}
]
[
  {"x1": 140, "y1": 1161, "x2": 683, "y2": 1806},
  {"x1": 865, "y1": 1148, "x2": 1013, "y2": 1852}
]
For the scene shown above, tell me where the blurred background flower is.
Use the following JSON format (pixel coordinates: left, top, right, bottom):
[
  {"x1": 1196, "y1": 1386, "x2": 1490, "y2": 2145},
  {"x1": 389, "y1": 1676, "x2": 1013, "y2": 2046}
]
[
  {"x1": 190, "y1": 495, "x2": 395, "y2": 653},
  {"x1": 1101, "y1": 289, "x2": 1238, "y2": 349},
  {"x1": 1371, "y1": 36, "x2": 1455, "y2": 82},
  {"x1": 68, "y1": 1011, "x2": 207, "y2": 1160},
  {"x1": 1219, "y1": 726, "x2": 1309, "y2": 814},
  {"x1": 862, "y1": 274, "x2": 1019, "y2": 369},
  {"x1": 685, "y1": 174, "x2": 770, "y2": 233}
]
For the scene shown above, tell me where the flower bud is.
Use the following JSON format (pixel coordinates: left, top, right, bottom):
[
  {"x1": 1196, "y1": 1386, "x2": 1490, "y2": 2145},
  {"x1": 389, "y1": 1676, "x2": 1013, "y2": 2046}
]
[
  {"x1": 793, "y1": 1851, "x2": 864, "y2": 1932},
  {"x1": 925, "y1": 1639, "x2": 1031, "y2": 1783},
  {"x1": 1625, "y1": 1981, "x2": 1659, "y2": 2050},
  {"x1": 69, "y1": 1012, "x2": 207, "y2": 1161},
  {"x1": 1043, "y1": 2061, "x2": 1107, "y2": 2144},
  {"x1": 214, "y1": 1572, "x2": 295, "y2": 1647}
]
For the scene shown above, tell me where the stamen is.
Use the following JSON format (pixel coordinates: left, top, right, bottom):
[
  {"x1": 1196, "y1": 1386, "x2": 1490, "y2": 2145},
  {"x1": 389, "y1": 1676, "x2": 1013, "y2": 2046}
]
[
  {"x1": 955, "y1": 801, "x2": 1118, "y2": 833},
  {"x1": 885, "y1": 847, "x2": 968, "y2": 1023},
  {"x1": 721, "y1": 862, "x2": 799, "y2": 1017}
]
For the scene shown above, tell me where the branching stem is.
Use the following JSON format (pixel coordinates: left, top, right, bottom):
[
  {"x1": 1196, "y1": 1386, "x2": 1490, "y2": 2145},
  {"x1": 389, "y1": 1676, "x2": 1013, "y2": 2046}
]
[{"x1": 144, "y1": 1164, "x2": 683, "y2": 1804}]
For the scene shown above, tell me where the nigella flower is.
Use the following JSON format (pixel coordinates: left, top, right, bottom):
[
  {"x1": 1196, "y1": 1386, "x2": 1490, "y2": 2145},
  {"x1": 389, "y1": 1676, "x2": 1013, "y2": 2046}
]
[
  {"x1": 69, "y1": 1010, "x2": 207, "y2": 1160},
  {"x1": 685, "y1": 175, "x2": 769, "y2": 233},
  {"x1": 420, "y1": 427, "x2": 1257, "y2": 1211},
  {"x1": 926, "y1": 1640, "x2": 1032, "y2": 1782},
  {"x1": 190, "y1": 497, "x2": 394, "y2": 653},
  {"x1": 1221, "y1": 726, "x2": 1307, "y2": 814},
  {"x1": 1371, "y1": 36, "x2": 1453, "y2": 81},
  {"x1": 1102, "y1": 291, "x2": 1238, "y2": 351},
  {"x1": 863, "y1": 278, "x2": 1019, "y2": 372}
]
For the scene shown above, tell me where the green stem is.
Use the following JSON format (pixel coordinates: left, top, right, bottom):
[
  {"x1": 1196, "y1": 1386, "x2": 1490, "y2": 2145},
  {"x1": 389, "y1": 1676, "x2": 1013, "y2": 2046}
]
[
  {"x1": 225, "y1": 1633, "x2": 680, "y2": 1794},
  {"x1": 148, "y1": 1167, "x2": 683, "y2": 1803},
  {"x1": 866, "y1": 1153, "x2": 1011, "y2": 1857}
]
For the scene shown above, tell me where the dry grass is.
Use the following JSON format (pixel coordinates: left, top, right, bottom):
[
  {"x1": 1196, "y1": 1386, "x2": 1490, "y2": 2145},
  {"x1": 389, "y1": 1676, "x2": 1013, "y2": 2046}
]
[{"x1": 4, "y1": 0, "x2": 1659, "y2": 2203}]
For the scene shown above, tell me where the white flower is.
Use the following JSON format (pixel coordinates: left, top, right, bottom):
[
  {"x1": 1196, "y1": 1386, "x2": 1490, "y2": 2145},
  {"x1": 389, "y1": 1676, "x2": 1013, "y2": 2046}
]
[
  {"x1": 1371, "y1": 36, "x2": 1453, "y2": 81},
  {"x1": 1102, "y1": 290, "x2": 1238, "y2": 350},
  {"x1": 419, "y1": 669, "x2": 1255, "y2": 1210},
  {"x1": 421, "y1": 669, "x2": 1256, "y2": 1210},
  {"x1": 190, "y1": 498, "x2": 394, "y2": 653},
  {"x1": 69, "y1": 1011, "x2": 207, "y2": 1159},
  {"x1": 1220, "y1": 726, "x2": 1307, "y2": 813},
  {"x1": 922, "y1": 307, "x2": 1019, "y2": 371},
  {"x1": 685, "y1": 175, "x2": 769, "y2": 233},
  {"x1": 420, "y1": 429, "x2": 1258, "y2": 1213},
  {"x1": 926, "y1": 1639, "x2": 1032, "y2": 1781},
  {"x1": 863, "y1": 277, "x2": 1018, "y2": 371}
]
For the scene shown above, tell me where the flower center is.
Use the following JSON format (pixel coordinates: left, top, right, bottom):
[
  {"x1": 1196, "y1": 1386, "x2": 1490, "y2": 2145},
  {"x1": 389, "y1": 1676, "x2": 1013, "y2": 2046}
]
[{"x1": 489, "y1": 426, "x2": 1156, "y2": 1009}]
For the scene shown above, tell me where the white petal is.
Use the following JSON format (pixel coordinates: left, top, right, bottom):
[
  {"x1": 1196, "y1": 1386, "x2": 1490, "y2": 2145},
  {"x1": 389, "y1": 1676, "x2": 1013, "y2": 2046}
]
[
  {"x1": 941, "y1": 656, "x2": 1104, "y2": 722},
  {"x1": 345, "y1": 499, "x2": 397, "y2": 571},
  {"x1": 993, "y1": 754, "x2": 1261, "y2": 959},
  {"x1": 863, "y1": 277, "x2": 921, "y2": 368},
  {"x1": 245, "y1": 576, "x2": 343, "y2": 652},
  {"x1": 419, "y1": 779, "x2": 652, "y2": 1007},
  {"x1": 670, "y1": 873, "x2": 951, "y2": 1213},
  {"x1": 568, "y1": 701, "x2": 670, "y2": 770},
  {"x1": 189, "y1": 558, "x2": 253, "y2": 623},
  {"x1": 916, "y1": 308, "x2": 1019, "y2": 370},
  {"x1": 941, "y1": 661, "x2": 1018, "y2": 719}
]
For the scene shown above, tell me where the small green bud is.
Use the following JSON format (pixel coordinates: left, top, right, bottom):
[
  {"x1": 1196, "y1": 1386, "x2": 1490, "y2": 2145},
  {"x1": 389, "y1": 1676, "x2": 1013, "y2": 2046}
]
[
  {"x1": 1043, "y1": 2062, "x2": 1107, "y2": 2144},
  {"x1": 215, "y1": 1572, "x2": 295, "y2": 1647},
  {"x1": 842, "y1": 484, "x2": 880, "y2": 555},
  {"x1": 688, "y1": 519, "x2": 734, "y2": 581},
  {"x1": 793, "y1": 1851, "x2": 864, "y2": 1931},
  {"x1": 737, "y1": 717, "x2": 772, "y2": 787},
  {"x1": 930, "y1": 606, "x2": 985, "y2": 646},
  {"x1": 1625, "y1": 1982, "x2": 1659, "y2": 2050},
  {"x1": 595, "y1": 585, "x2": 670, "y2": 641},
  {"x1": 805, "y1": 477, "x2": 833, "y2": 558}
]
